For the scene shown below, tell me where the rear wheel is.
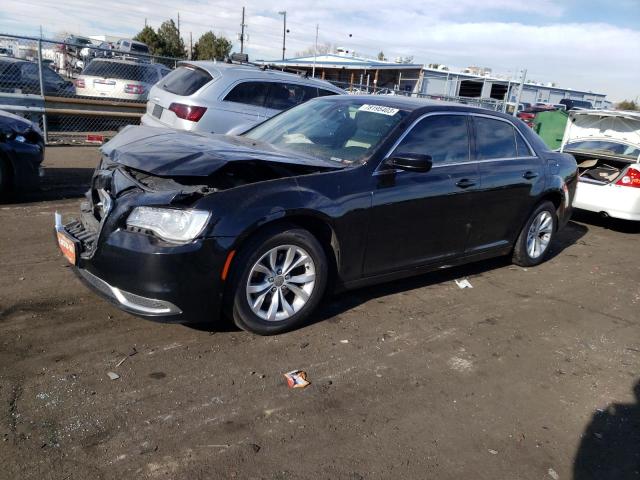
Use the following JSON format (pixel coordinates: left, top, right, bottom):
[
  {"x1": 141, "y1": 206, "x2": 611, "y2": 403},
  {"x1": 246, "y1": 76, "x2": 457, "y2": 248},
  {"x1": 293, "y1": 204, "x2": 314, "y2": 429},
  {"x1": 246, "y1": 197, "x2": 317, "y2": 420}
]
[
  {"x1": 227, "y1": 227, "x2": 328, "y2": 335},
  {"x1": 512, "y1": 201, "x2": 557, "y2": 267}
]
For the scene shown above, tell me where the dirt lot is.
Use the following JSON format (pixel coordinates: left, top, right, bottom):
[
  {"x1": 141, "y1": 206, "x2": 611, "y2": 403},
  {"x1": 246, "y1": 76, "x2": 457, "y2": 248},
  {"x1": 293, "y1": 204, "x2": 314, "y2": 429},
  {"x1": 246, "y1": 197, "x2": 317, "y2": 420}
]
[{"x1": 1, "y1": 146, "x2": 639, "y2": 480}]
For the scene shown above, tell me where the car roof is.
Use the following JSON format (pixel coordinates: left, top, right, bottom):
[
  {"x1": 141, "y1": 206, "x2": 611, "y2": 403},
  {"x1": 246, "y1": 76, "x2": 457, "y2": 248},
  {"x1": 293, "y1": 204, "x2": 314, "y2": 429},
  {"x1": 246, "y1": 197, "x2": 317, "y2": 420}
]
[
  {"x1": 0, "y1": 57, "x2": 29, "y2": 64},
  {"x1": 178, "y1": 61, "x2": 344, "y2": 91},
  {"x1": 88, "y1": 58, "x2": 163, "y2": 67},
  {"x1": 317, "y1": 94, "x2": 518, "y2": 119}
]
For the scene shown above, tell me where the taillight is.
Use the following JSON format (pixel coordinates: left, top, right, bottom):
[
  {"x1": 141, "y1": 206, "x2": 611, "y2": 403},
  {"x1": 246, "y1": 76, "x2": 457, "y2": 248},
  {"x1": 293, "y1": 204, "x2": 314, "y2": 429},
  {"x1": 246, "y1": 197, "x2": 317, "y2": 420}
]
[
  {"x1": 615, "y1": 167, "x2": 640, "y2": 188},
  {"x1": 124, "y1": 84, "x2": 145, "y2": 95},
  {"x1": 76, "y1": 78, "x2": 85, "y2": 88},
  {"x1": 169, "y1": 103, "x2": 207, "y2": 122}
]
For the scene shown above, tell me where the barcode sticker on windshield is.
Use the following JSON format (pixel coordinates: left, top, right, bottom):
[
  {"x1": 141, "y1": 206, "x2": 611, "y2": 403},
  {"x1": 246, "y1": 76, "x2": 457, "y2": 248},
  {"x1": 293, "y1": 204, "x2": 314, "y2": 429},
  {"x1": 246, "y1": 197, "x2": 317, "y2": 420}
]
[{"x1": 358, "y1": 104, "x2": 400, "y2": 116}]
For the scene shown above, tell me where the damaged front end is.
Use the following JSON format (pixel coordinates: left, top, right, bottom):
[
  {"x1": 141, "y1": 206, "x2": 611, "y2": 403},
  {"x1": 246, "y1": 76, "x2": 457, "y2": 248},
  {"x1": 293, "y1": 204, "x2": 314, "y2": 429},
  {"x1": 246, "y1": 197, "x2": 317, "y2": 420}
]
[{"x1": 55, "y1": 126, "x2": 344, "y2": 322}]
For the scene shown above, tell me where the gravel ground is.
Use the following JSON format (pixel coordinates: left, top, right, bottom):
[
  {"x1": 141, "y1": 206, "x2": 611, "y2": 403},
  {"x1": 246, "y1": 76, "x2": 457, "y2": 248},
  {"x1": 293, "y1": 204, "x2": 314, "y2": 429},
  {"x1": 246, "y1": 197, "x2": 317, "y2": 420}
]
[{"x1": 1, "y1": 146, "x2": 639, "y2": 480}]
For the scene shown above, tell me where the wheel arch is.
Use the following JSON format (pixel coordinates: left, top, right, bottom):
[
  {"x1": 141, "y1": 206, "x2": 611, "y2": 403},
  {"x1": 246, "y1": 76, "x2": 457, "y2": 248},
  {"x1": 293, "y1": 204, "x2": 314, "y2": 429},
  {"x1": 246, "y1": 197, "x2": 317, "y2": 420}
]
[{"x1": 229, "y1": 212, "x2": 342, "y2": 286}]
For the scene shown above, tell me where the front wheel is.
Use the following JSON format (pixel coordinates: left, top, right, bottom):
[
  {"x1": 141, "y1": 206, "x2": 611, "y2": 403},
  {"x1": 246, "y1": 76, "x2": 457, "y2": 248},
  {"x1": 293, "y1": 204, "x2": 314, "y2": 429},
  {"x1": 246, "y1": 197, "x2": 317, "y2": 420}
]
[
  {"x1": 227, "y1": 227, "x2": 328, "y2": 335},
  {"x1": 512, "y1": 201, "x2": 557, "y2": 267}
]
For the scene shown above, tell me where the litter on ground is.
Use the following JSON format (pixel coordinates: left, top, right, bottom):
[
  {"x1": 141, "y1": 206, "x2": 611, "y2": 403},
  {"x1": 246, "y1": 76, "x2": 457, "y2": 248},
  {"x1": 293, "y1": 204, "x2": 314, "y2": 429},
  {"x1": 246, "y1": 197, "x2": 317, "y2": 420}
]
[
  {"x1": 107, "y1": 371, "x2": 120, "y2": 380},
  {"x1": 455, "y1": 278, "x2": 473, "y2": 289},
  {"x1": 284, "y1": 370, "x2": 310, "y2": 389}
]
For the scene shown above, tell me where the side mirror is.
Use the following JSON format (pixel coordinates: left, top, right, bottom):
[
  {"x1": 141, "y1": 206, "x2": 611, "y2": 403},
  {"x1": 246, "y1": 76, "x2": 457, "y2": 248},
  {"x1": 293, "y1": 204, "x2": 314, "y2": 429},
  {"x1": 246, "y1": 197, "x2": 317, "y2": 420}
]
[{"x1": 388, "y1": 153, "x2": 433, "y2": 173}]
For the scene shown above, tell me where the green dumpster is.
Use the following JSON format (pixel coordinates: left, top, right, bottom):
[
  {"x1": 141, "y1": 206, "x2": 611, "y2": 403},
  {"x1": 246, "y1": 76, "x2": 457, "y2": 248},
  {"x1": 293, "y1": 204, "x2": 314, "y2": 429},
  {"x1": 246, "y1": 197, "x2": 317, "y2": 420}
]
[{"x1": 533, "y1": 110, "x2": 569, "y2": 149}]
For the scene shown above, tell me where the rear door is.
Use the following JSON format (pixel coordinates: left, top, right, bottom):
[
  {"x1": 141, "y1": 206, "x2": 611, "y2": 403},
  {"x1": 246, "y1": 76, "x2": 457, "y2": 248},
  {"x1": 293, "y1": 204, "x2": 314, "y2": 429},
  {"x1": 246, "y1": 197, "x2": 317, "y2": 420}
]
[
  {"x1": 364, "y1": 113, "x2": 480, "y2": 275},
  {"x1": 215, "y1": 80, "x2": 273, "y2": 132},
  {"x1": 466, "y1": 115, "x2": 545, "y2": 251}
]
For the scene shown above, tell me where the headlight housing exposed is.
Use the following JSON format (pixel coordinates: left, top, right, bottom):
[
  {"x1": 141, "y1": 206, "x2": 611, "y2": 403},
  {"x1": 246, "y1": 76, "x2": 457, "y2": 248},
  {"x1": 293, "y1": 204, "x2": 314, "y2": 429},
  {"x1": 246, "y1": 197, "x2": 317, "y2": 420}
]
[{"x1": 127, "y1": 207, "x2": 210, "y2": 243}]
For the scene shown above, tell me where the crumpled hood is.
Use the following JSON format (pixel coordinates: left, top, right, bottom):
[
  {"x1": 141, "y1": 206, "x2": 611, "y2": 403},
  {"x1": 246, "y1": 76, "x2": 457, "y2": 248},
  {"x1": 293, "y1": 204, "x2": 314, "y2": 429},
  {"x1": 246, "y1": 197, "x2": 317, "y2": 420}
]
[{"x1": 101, "y1": 126, "x2": 343, "y2": 176}]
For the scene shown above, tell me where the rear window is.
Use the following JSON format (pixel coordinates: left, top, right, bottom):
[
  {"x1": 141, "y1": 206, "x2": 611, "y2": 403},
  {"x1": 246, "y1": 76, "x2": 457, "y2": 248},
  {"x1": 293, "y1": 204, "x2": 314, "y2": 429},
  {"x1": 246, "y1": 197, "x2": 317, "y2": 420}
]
[
  {"x1": 82, "y1": 61, "x2": 158, "y2": 82},
  {"x1": 474, "y1": 117, "x2": 519, "y2": 159},
  {"x1": 160, "y1": 66, "x2": 213, "y2": 96},
  {"x1": 131, "y1": 43, "x2": 149, "y2": 53}
]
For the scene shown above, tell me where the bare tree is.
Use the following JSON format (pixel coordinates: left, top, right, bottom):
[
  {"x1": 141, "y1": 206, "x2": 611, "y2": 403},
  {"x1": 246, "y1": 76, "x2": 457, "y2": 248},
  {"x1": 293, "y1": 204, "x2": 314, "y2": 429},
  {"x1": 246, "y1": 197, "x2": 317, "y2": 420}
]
[{"x1": 295, "y1": 42, "x2": 333, "y2": 57}]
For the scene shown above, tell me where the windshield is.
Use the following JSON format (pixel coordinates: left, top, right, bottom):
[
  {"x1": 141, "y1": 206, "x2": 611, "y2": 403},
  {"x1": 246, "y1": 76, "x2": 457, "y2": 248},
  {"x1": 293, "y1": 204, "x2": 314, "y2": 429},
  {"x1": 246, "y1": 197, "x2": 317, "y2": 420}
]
[
  {"x1": 565, "y1": 140, "x2": 640, "y2": 160},
  {"x1": 245, "y1": 98, "x2": 409, "y2": 164}
]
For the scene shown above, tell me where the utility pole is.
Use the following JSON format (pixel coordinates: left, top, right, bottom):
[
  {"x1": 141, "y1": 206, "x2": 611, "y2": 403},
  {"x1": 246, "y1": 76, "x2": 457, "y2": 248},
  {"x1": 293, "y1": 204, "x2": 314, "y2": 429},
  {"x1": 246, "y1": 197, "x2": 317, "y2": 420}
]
[
  {"x1": 177, "y1": 12, "x2": 181, "y2": 39},
  {"x1": 189, "y1": 32, "x2": 193, "y2": 60},
  {"x1": 144, "y1": 18, "x2": 147, "y2": 27},
  {"x1": 239, "y1": 7, "x2": 247, "y2": 54},
  {"x1": 312, "y1": 24, "x2": 318, "y2": 78},
  {"x1": 278, "y1": 11, "x2": 287, "y2": 60},
  {"x1": 513, "y1": 69, "x2": 527, "y2": 117}
]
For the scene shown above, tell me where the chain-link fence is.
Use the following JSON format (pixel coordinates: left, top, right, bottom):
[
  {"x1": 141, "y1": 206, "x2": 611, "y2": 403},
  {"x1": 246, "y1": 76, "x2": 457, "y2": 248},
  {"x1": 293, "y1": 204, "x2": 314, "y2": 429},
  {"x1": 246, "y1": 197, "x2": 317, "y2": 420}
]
[
  {"x1": 0, "y1": 33, "x2": 182, "y2": 143},
  {"x1": 2, "y1": 33, "x2": 510, "y2": 145}
]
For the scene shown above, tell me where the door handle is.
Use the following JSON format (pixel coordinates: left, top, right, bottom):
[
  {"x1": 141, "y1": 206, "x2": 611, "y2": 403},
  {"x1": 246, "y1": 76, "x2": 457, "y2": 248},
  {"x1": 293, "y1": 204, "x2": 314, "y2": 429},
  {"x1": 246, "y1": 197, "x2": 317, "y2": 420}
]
[
  {"x1": 456, "y1": 178, "x2": 477, "y2": 189},
  {"x1": 523, "y1": 171, "x2": 539, "y2": 180}
]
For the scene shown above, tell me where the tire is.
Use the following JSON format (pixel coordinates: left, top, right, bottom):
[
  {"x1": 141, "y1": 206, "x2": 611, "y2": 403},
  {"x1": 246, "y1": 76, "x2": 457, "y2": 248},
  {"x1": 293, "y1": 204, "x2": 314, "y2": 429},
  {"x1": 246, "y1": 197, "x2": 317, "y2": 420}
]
[
  {"x1": 512, "y1": 201, "x2": 557, "y2": 267},
  {"x1": 227, "y1": 227, "x2": 328, "y2": 335}
]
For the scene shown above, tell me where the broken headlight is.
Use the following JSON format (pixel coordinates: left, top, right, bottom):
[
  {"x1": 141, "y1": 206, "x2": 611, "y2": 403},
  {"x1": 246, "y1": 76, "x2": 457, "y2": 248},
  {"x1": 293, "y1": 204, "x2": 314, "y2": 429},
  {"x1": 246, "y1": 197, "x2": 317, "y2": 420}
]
[{"x1": 126, "y1": 207, "x2": 210, "y2": 243}]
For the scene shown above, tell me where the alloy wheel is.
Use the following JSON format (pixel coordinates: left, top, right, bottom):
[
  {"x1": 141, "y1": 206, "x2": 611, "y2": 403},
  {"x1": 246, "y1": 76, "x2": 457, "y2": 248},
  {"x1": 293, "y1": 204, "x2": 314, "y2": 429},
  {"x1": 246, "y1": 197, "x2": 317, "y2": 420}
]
[
  {"x1": 246, "y1": 244, "x2": 316, "y2": 321},
  {"x1": 526, "y1": 211, "x2": 553, "y2": 259}
]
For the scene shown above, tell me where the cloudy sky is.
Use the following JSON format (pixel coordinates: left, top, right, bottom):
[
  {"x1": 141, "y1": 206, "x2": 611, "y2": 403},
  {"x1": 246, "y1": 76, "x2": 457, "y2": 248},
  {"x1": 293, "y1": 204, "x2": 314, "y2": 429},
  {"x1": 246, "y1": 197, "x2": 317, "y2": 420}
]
[{"x1": 1, "y1": 0, "x2": 638, "y2": 100}]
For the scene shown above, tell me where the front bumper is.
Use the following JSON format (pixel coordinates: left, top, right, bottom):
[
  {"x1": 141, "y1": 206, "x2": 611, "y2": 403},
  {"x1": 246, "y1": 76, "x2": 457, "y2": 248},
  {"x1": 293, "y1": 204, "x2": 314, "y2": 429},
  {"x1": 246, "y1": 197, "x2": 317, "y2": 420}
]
[{"x1": 55, "y1": 211, "x2": 234, "y2": 324}]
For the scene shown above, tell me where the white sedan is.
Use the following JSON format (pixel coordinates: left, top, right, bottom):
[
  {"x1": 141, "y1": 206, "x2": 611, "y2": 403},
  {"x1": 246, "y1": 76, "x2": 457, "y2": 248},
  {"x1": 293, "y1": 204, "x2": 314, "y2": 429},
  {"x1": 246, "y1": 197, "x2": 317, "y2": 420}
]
[{"x1": 561, "y1": 110, "x2": 640, "y2": 221}]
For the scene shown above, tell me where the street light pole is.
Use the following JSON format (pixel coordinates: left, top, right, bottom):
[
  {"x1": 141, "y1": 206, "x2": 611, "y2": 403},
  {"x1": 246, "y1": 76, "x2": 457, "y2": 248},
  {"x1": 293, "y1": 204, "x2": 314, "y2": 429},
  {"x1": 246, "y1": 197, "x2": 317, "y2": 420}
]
[
  {"x1": 513, "y1": 69, "x2": 527, "y2": 117},
  {"x1": 278, "y1": 11, "x2": 287, "y2": 60},
  {"x1": 312, "y1": 24, "x2": 318, "y2": 78}
]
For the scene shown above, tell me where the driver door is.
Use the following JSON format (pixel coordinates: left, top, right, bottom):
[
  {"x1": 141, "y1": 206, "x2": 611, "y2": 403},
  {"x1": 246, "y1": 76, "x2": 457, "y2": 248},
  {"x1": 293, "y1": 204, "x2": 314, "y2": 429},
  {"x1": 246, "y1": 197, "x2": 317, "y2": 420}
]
[{"x1": 363, "y1": 113, "x2": 480, "y2": 276}]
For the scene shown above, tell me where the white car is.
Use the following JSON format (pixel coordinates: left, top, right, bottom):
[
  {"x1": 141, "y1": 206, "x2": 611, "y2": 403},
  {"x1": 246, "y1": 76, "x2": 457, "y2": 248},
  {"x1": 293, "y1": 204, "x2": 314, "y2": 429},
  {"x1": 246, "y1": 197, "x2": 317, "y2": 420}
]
[
  {"x1": 76, "y1": 58, "x2": 171, "y2": 101},
  {"x1": 561, "y1": 110, "x2": 640, "y2": 221},
  {"x1": 141, "y1": 61, "x2": 344, "y2": 134}
]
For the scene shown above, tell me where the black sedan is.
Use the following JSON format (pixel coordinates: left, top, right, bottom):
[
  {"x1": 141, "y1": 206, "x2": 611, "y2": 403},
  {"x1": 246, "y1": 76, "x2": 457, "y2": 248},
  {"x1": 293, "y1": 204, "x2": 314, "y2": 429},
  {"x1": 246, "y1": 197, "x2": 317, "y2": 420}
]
[
  {"x1": 0, "y1": 109, "x2": 44, "y2": 195},
  {"x1": 55, "y1": 96, "x2": 577, "y2": 334}
]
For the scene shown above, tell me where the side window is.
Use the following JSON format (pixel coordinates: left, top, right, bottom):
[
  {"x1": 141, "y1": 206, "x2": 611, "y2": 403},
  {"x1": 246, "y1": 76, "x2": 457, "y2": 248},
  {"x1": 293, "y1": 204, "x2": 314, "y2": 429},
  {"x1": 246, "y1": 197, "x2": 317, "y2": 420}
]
[
  {"x1": 224, "y1": 82, "x2": 270, "y2": 108},
  {"x1": 265, "y1": 83, "x2": 317, "y2": 111},
  {"x1": 394, "y1": 114, "x2": 470, "y2": 164},
  {"x1": 317, "y1": 88, "x2": 337, "y2": 97},
  {"x1": 515, "y1": 131, "x2": 533, "y2": 157},
  {"x1": 474, "y1": 117, "x2": 518, "y2": 159}
]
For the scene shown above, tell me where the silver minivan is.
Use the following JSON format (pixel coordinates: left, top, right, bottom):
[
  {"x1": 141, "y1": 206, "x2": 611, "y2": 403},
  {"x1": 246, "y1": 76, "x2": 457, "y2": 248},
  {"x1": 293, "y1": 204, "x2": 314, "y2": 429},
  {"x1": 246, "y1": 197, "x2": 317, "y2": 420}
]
[{"x1": 141, "y1": 62, "x2": 345, "y2": 134}]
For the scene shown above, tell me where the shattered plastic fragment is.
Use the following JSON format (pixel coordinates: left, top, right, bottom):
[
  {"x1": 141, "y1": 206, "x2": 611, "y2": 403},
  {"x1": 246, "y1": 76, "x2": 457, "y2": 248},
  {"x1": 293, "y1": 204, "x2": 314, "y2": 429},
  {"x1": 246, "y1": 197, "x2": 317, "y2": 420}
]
[
  {"x1": 455, "y1": 278, "x2": 473, "y2": 289},
  {"x1": 107, "y1": 371, "x2": 120, "y2": 380},
  {"x1": 284, "y1": 370, "x2": 310, "y2": 389}
]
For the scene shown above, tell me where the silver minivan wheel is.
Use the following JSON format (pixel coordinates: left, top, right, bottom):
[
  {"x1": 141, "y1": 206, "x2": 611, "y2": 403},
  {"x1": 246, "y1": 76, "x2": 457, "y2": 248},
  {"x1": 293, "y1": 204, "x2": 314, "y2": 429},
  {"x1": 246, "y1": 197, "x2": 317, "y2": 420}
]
[{"x1": 245, "y1": 244, "x2": 316, "y2": 322}]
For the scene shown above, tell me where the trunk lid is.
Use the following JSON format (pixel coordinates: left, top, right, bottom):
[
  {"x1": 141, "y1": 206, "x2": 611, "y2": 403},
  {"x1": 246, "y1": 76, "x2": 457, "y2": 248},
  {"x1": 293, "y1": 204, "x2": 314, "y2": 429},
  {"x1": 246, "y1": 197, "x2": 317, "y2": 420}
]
[{"x1": 561, "y1": 110, "x2": 640, "y2": 161}]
